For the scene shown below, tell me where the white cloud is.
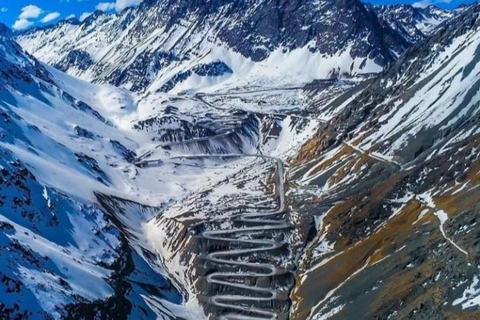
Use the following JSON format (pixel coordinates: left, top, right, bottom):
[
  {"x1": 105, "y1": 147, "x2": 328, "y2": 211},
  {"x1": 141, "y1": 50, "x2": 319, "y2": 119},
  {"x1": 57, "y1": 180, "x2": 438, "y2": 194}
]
[
  {"x1": 412, "y1": 0, "x2": 452, "y2": 7},
  {"x1": 66, "y1": 14, "x2": 76, "y2": 20},
  {"x1": 12, "y1": 19, "x2": 34, "y2": 30},
  {"x1": 88, "y1": 0, "x2": 143, "y2": 15},
  {"x1": 13, "y1": 5, "x2": 45, "y2": 30},
  {"x1": 96, "y1": 2, "x2": 116, "y2": 11},
  {"x1": 41, "y1": 12, "x2": 61, "y2": 23},
  {"x1": 79, "y1": 12, "x2": 93, "y2": 22},
  {"x1": 114, "y1": 0, "x2": 143, "y2": 12},
  {"x1": 19, "y1": 5, "x2": 43, "y2": 20},
  {"x1": 412, "y1": 0, "x2": 432, "y2": 8},
  {"x1": 0, "y1": 8, "x2": 8, "y2": 13},
  {"x1": 11, "y1": 0, "x2": 142, "y2": 30}
]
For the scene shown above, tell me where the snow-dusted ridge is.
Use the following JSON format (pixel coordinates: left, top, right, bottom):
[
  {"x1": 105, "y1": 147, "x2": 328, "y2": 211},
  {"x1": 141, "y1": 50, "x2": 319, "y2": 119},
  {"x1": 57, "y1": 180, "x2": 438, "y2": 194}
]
[
  {"x1": 0, "y1": 25, "x2": 203, "y2": 319},
  {"x1": 16, "y1": 0, "x2": 411, "y2": 94},
  {"x1": 288, "y1": 3, "x2": 480, "y2": 319},
  {"x1": 368, "y1": 4, "x2": 455, "y2": 44}
]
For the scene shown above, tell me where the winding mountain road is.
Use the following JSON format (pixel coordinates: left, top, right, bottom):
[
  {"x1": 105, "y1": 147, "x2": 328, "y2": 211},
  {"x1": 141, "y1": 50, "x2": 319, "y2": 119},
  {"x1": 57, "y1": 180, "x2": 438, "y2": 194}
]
[
  {"x1": 134, "y1": 87, "x2": 295, "y2": 319},
  {"x1": 344, "y1": 142, "x2": 402, "y2": 170},
  {"x1": 137, "y1": 153, "x2": 290, "y2": 320}
]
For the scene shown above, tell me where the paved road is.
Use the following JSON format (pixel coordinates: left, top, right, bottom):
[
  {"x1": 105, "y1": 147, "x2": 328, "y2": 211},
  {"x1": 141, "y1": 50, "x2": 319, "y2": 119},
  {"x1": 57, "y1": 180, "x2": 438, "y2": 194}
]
[
  {"x1": 138, "y1": 153, "x2": 289, "y2": 320},
  {"x1": 136, "y1": 85, "x2": 295, "y2": 319},
  {"x1": 197, "y1": 86, "x2": 304, "y2": 97},
  {"x1": 196, "y1": 93, "x2": 320, "y2": 122},
  {"x1": 344, "y1": 142, "x2": 402, "y2": 170},
  {"x1": 136, "y1": 130, "x2": 238, "y2": 161}
]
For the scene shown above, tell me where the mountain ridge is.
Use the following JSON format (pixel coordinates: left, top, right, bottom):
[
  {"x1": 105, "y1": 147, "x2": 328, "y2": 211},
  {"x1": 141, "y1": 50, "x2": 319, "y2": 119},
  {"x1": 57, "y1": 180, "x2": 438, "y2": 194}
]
[
  {"x1": 16, "y1": 0, "x2": 412, "y2": 94},
  {"x1": 291, "y1": 3, "x2": 480, "y2": 318}
]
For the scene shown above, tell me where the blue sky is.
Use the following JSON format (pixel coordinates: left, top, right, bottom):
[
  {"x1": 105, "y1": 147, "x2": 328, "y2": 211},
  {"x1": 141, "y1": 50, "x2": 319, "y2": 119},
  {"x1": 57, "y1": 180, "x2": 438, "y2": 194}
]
[
  {"x1": 0, "y1": 0, "x2": 476, "y2": 31},
  {"x1": 365, "y1": 0, "x2": 476, "y2": 9},
  {"x1": 0, "y1": 0, "x2": 142, "y2": 30}
]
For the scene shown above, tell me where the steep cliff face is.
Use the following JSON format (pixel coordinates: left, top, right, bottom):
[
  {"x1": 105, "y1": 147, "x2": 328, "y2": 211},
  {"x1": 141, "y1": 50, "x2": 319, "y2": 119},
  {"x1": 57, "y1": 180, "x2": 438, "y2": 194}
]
[{"x1": 17, "y1": 0, "x2": 409, "y2": 94}]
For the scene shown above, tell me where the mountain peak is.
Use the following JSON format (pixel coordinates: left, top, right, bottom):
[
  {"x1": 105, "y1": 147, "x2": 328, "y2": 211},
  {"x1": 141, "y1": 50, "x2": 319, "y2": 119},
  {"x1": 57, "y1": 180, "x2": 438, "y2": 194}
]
[{"x1": 0, "y1": 23, "x2": 12, "y2": 37}]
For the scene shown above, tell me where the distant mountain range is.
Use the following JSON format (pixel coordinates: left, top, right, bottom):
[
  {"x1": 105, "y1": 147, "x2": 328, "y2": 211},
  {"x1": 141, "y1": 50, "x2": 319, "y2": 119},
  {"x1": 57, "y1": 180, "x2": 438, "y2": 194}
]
[{"x1": 17, "y1": 0, "x2": 458, "y2": 94}]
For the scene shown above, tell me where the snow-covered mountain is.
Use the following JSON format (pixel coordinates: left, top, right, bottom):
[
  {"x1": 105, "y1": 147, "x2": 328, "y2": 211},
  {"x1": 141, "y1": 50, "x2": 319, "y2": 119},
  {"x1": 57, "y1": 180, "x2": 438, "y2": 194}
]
[
  {"x1": 368, "y1": 4, "x2": 454, "y2": 43},
  {"x1": 0, "y1": 22, "x2": 214, "y2": 319},
  {"x1": 17, "y1": 0, "x2": 409, "y2": 94},
  {"x1": 291, "y1": 3, "x2": 480, "y2": 319},
  {"x1": 4, "y1": 0, "x2": 480, "y2": 319},
  {"x1": 0, "y1": 17, "x2": 316, "y2": 319},
  {"x1": 297, "y1": 1, "x2": 480, "y2": 163}
]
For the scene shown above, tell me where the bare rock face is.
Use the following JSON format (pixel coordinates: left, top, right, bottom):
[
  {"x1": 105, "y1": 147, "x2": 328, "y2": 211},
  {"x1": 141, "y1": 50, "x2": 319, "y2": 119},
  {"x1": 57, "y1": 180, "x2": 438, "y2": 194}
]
[{"x1": 54, "y1": 50, "x2": 94, "y2": 72}]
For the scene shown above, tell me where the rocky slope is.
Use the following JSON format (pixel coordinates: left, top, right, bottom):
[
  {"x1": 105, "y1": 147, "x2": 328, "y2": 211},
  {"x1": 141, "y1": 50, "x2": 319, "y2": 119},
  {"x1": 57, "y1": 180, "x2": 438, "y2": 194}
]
[
  {"x1": 17, "y1": 0, "x2": 410, "y2": 94},
  {"x1": 368, "y1": 4, "x2": 454, "y2": 44},
  {"x1": 290, "y1": 3, "x2": 480, "y2": 319}
]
